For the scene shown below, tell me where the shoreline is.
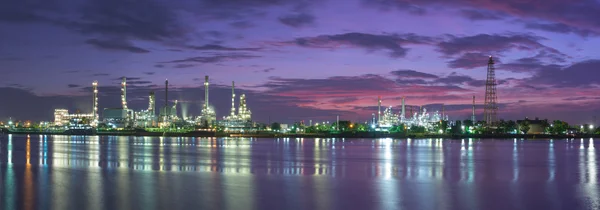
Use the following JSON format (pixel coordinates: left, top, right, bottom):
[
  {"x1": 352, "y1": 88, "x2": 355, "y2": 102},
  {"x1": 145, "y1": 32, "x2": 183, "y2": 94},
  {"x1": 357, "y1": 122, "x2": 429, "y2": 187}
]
[{"x1": 0, "y1": 129, "x2": 597, "y2": 139}]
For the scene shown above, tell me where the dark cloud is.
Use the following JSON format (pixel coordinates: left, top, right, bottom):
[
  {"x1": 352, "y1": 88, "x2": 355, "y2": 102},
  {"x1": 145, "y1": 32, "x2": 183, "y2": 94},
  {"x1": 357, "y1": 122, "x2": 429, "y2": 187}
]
[
  {"x1": 447, "y1": 52, "x2": 497, "y2": 69},
  {"x1": 161, "y1": 53, "x2": 261, "y2": 64},
  {"x1": 278, "y1": 13, "x2": 315, "y2": 28},
  {"x1": 187, "y1": 44, "x2": 261, "y2": 51},
  {"x1": 525, "y1": 59, "x2": 600, "y2": 88},
  {"x1": 0, "y1": 1, "x2": 58, "y2": 23},
  {"x1": 67, "y1": 84, "x2": 80, "y2": 88},
  {"x1": 92, "y1": 73, "x2": 110, "y2": 76},
  {"x1": 391, "y1": 70, "x2": 486, "y2": 88},
  {"x1": 437, "y1": 34, "x2": 550, "y2": 56},
  {"x1": 74, "y1": 0, "x2": 186, "y2": 42},
  {"x1": 434, "y1": 73, "x2": 484, "y2": 87},
  {"x1": 173, "y1": 64, "x2": 196, "y2": 69},
  {"x1": 7, "y1": 83, "x2": 29, "y2": 90},
  {"x1": 229, "y1": 21, "x2": 255, "y2": 29},
  {"x1": 143, "y1": 72, "x2": 155, "y2": 75},
  {"x1": 460, "y1": 9, "x2": 504, "y2": 21},
  {"x1": 515, "y1": 84, "x2": 546, "y2": 91},
  {"x1": 391, "y1": 69, "x2": 438, "y2": 78},
  {"x1": 330, "y1": 97, "x2": 360, "y2": 104},
  {"x1": 499, "y1": 57, "x2": 562, "y2": 73},
  {"x1": 255, "y1": 68, "x2": 275, "y2": 73},
  {"x1": 85, "y1": 39, "x2": 150, "y2": 53},
  {"x1": 126, "y1": 80, "x2": 153, "y2": 85},
  {"x1": 284, "y1": 32, "x2": 434, "y2": 58},
  {"x1": 363, "y1": 0, "x2": 600, "y2": 37},
  {"x1": 154, "y1": 64, "x2": 165, "y2": 68},
  {"x1": 563, "y1": 96, "x2": 600, "y2": 101},
  {"x1": 261, "y1": 74, "x2": 398, "y2": 95},
  {"x1": 360, "y1": 0, "x2": 426, "y2": 15},
  {"x1": 524, "y1": 22, "x2": 598, "y2": 37}
]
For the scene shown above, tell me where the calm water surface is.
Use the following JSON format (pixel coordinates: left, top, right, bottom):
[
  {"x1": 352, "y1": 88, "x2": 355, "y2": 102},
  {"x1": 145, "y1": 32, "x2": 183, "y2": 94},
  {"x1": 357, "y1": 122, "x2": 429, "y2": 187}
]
[{"x1": 0, "y1": 135, "x2": 599, "y2": 210}]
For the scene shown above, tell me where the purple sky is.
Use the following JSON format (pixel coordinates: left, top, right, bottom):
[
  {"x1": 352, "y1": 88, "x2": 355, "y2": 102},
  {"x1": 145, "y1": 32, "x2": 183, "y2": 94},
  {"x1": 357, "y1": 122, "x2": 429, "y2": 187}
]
[{"x1": 1, "y1": 0, "x2": 600, "y2": 124}]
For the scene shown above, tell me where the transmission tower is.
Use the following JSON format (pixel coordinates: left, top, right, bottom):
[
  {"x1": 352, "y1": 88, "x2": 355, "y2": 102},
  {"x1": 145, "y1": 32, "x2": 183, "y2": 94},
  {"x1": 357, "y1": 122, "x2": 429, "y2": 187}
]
[{"x1": 484, "y1": 56, "x2": 498, "y2": 126}]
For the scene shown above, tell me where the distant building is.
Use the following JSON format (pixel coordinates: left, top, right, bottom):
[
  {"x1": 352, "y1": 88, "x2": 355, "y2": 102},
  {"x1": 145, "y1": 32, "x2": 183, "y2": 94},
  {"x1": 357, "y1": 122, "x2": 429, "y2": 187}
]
[
  {"x1": 517, "y1": 117, "x2": 547, "y2": 134},
  {"x1": 54, "y1": 109, "x2": 69, "y2": 126},
  {"x1": 54, "y1": 109, "x2": 94, "y2": 128},
  {"x1": 103, "y1": 108, "x2": 133, "y2": 128}
]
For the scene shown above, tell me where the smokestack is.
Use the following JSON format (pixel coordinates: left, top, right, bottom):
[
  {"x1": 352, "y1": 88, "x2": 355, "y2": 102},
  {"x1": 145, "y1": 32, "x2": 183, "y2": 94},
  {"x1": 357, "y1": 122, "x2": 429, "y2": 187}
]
[
  {"x1": 230, "y1": 81, "x2": 236, "y2": 117},
  {"x1": 401, "y1": 96, "x2": 405, "y2": 120},
  {"x1": 442, "y1": 104, "x2": 445, "y2": 120},
  {"x1": 472, "y1": 95, "x2": 476, "y2": 122},
  {"x1": 92, "y1": 80, "x2": 98, "y2": 125},
  {"x1": 204, "y1": 75, "x2": 209, "y2": 110},
  {"x1": 121, "y1": 77, "x2": 128, "y2": 109},
  {"x1": 377, "y1": 96, "x2": 381, "y2": 124},
  {"x1": 165, "y1": 79, "x2": 169, "y2": 119},
  {"x1": 149, "y1": 92, "x2": 155, "y2": 114}
]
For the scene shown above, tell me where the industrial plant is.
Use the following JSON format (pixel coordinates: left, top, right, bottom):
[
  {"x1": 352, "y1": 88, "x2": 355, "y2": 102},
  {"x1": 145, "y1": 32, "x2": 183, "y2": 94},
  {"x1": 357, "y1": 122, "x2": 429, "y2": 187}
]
[
  {"x1": 372, "y1": 96, "x2": 448, "y2": 132},
  {"x1": 40, "y1": 75, "x2": 256, "y2": 134},
  {"x1": 1, "y1": 56, "x2": 524, "y2": 136}
]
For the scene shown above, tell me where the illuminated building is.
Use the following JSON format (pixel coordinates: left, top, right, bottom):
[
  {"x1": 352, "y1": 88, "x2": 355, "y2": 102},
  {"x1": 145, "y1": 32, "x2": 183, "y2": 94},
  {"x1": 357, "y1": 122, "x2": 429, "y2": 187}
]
[
  {"x1": 54, "y1": 109, "x2": 69, "y2": 126},
  {"x1": 198, "y1": 75, "x2": 216, "y2": 126},
  {"x1": 373, "y1": 97, "x2": 449, "y2": 131},
  {"x1": 219, "y1": 81, "x2": 255, "y2": 132},
  {"x1": 103, "y1": 108, "x2": 133, "y2": 128},
  {"x1": 92, "y1": 80, "x2": 98, "y2": 126},
  {"x1": 134, "y1": 91, "x2": 157, "y2": 127},
  {"x1": 53, "y1": 109, "x2": 93, "y2": 128}
]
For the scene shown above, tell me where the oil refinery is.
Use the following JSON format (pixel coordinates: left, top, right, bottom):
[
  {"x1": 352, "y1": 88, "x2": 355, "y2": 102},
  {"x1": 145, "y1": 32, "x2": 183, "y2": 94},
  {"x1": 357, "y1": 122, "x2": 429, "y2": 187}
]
[
  {"x1": 14, "y1": 75, "x2": 244, "y2": 135},
  {"x1": 373, "y1": 96, "x2": 448, "y2": 131}
]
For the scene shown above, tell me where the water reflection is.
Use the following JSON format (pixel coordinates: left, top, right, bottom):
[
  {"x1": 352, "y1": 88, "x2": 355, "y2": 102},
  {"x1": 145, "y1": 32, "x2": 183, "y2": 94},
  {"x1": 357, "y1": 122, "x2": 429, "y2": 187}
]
[{"x1": 1, "y1": 135, "x2": 600, "y2": 210}]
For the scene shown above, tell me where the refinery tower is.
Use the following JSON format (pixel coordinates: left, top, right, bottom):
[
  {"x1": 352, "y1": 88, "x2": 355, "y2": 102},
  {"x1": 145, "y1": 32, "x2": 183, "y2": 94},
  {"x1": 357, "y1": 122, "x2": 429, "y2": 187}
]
[{"x1": 199, "y1": 75, "x2": 216, "y2": 125}]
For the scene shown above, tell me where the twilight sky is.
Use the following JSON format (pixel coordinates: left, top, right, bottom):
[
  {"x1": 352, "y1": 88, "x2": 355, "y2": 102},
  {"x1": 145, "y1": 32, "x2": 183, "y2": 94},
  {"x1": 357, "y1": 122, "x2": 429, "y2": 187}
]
[{"x1": 1, "y1": 0, "x2": 600, "y2": 124}]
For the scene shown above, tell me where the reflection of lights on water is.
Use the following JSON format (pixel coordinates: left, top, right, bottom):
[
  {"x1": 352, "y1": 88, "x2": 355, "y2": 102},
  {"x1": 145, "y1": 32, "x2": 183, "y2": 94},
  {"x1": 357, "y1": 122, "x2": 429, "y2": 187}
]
[
  {"x1": 512, "y1": 138, "x2": 519, "y2": 182},
  {"x1": 548, "y1": 140, "x2": 555, "y2": 182},
  {"x1": 580, "y1": 138, "x2": 598, "y2": 207},
  {"x1": 8, "y1": 134, "x2": 12, "y2": 165},
  {"x1": 383, "y1": 138, "x2": 392, "y2": 180},
  {"x1": 26, "y1": 135, "x2": 30, "y2": 166}
]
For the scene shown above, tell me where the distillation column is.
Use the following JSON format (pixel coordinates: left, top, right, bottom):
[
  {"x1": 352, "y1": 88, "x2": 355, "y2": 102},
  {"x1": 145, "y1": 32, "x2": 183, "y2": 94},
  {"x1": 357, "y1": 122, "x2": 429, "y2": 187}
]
[
  {"x1": 472, "y1": 95, "x2": 476, "y2": 122},
  {"x1": 165, "y1": 79, "x2": 169, "y2": 121},
  {"x1": 92, "y1": 80, "x2": 98, "y2": 125},
  {"x1": 230, "y1": 81, "x2": 236, "y2": 118},
  {"x1": 377, "y1": 96, "x2": 381, "y2": 125},
  {"x1": 121, "y1": 77, "x2": 127, "y2": 110},
  {"x1": 204, "y1": 76, "x2": 209, "y2": 110},
  {"x1": 401, "y1": 96, "x2": 405, "y2": 121}
]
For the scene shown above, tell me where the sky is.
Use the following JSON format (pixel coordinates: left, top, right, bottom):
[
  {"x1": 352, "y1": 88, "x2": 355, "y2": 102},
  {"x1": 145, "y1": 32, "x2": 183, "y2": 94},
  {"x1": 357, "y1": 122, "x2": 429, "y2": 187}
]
[{"x1": 1, "y1": 0, "x2": 600, "y2": 124}]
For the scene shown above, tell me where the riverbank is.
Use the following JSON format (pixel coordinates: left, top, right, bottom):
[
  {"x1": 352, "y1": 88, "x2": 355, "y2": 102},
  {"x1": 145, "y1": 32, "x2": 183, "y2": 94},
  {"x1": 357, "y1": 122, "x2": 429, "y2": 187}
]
[{"x1": 1, "y1": 128, "x2": 597, "y2": 139}]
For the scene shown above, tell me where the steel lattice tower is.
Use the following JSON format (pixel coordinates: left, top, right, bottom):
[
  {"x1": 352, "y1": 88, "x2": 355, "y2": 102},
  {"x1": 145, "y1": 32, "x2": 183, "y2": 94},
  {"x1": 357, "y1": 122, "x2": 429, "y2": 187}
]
[{"x1": 484, "y1": 56, "x2": 498, "y2": 126}]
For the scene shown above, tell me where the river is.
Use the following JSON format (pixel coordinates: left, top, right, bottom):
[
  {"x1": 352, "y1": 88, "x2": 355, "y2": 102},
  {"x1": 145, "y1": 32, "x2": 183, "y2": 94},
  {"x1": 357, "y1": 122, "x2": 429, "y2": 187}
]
[{"x1": 0, "y1": 135, "x2": 599, "y2": 210}]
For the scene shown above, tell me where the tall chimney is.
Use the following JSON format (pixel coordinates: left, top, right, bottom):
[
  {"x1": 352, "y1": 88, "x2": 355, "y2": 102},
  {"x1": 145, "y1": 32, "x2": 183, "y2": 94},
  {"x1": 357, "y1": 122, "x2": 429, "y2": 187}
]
[
  {"x1": 377, "y1": 96, "x2": 381, "y2": 125},
  {"x1": 401, "y1": 96, "x2": 405, "y2": 121},
  {"x1": 92, "y1": 80, "x2": 98, "y2": 125},
  {"x1": 121, "y1": 77, "x2": 127, "y2": 109},
  {"x1": 204, "y1": 75, "x2": 209, "y2": 110},
  {"x1": 165, "y1": 79, "x2": 169, "y2": 119},
  {"x1": 230, "y1": 81, "x2": 236, "y2": 117},
  {"x1": 149, "y1": 92, "x2": 155, "y2": 115},
  {"x1": 442, "y1": 104, "x2": 445, "y2": 121},
  {"x1": 472, "y1": 95, "x2": 476, "y2": 122}
]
